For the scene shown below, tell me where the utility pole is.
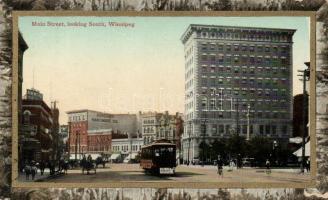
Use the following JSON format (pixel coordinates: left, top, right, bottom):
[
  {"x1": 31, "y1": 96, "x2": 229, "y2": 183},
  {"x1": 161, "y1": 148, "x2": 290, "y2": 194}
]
[
  {"x1": 236, "y1": 98, "x2": 239, "y2": 135},
  {"x1": 246, "y1": 104, "x2": 250, "y2": 141},
  {"x1": 187, "y1": 121, "x2": 191, "y2": 166},
  {"x1": 75, "y1": 131, "x2": 78, "y2": 160},
  {"x1": 297, "y1": 62, "x2": 310, "y2": 173}
]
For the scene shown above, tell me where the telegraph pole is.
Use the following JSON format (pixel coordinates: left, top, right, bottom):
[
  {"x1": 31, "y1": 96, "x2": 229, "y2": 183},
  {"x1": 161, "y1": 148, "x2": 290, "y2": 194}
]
[
  {"x1": 246, "y1": 104, "x2": 250, "y2": 141},
  {"x1": 297, "y1": 62, "x2": 310, "y2": 173},
  {"x1": 236, "y1": 98, "x2": 239, "y2": 135}
]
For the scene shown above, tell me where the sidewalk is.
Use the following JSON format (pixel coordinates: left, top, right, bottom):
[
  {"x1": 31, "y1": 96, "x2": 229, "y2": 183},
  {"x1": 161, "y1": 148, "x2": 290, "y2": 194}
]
[
  {"x1": 179, "y1": 164, "x2": 307, "y2": 173},
  {"x1": 18, "y1": 169, "x2": 64, "y2": 182}
]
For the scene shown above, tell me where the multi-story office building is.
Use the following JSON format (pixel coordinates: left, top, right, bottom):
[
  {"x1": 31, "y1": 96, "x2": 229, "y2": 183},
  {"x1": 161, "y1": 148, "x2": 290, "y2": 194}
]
[{"x1": 181, "y1": 24, "x2": 295, "y2": 162}]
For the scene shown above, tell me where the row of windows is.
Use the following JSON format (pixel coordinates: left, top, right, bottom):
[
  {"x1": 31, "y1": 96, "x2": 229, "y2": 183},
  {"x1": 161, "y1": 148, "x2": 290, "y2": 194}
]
[
  {"x1": 196, "y1": 30, "x2": 291, "y2": 42},
  {"x1": 143, "y1": 126, "x2": 155, "y2": 133},
  {"x1": 199, "y1": 43, "x2": 290, "y2": 54},
  {"x1": 197, "y1": 111, "x2": 290, "y2": 119},
  {"x1": 200, "y1": 54, "x2": 290, "y2": 66},
  {"x1": 112, "y1": 145, "x2": 142, "y2": 152},
  {"x1": 196, "y1": 124, "x2": 288, "y2": 135},
  {"x1": 143, "y1": 119, "x2": 155, "y2": 124},
  {"x1": 200, "y1": 77, "x2": 289, "y2": 88},
  {"x1": 200, "y1": 65, "x2": 289, "y2": 75}
]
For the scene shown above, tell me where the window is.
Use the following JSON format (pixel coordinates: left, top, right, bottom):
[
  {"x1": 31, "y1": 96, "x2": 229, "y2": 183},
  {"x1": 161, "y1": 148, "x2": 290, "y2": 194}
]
[
  {"x1": 234, "y1": 56, "x2": 239, "y2": 64},
  {"x1": 226, "y1": 56, "x2": 231, "y2": 64},
  {"x1": 256, "y1": 57, "x2": 262, "y2": 65},
  {"x1": 218, "y1": 44, "x2": 223, "y2": 51},
  {"x1": 226, "y1": 45, "x2": 231, "y2": 51},
  {"x1": 265, "y1": 46, "x2": 270, "y2": 52},
  {"x1": 250, "y1": 57, "x2": 255, "y2": 64},
  {"x1": 234, "y1": 45, "x2": 239, "y2": 52},
  {"x1": 219, "y1": 125, "x2": 224, "y2": 134},
  {"x1": 201, "y1": 55, "x2": 207, "y2": 61},
  {"x1": 242, "y1": 125, "x2": 247, "y2": 134},
  {"x1": 260, "y1": 125, "x2": 264, "y2": 134},
  {"x1": 210, "y1": 55, "x2": 215, "y2": 62},
  {"x1": 257, "y1": 46, "x2": 263, "y2": 52},
  {"x1": 265, "y1": 125, "x2": 271, "y2": 134},
  {"x1": 218, "y1": 55, "x2": 224, "y2": 63},
  {"x1": 210, "y1": 99, "x2": 215, "y2": 109},
  {"x1": 242, "y1": 45, "x2": 247, "y2": 51},
  {"x1": 201, "y1": 43, "x2": 207, "y2": 50},
  {"x1": 200, "y1": 124, "x2": 206, "y2": 134},
  {"x1": 225, "y1": 125, "x2": 231, "y2": 134},
  {"x1": 201, "y1": 98, "x2": 207, "y2": 108},
  {"x1": 212, "y1": 124, "x2": 217, "y2": 134},
  {"x1": 249, "y1": 46, "x2": 255, "y2": 52}
]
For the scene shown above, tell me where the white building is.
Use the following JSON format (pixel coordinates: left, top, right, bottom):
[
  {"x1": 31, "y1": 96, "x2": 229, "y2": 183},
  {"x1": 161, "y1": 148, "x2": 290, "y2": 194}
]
[{"x1": 111, "y1": 135, "x2": 143, "y2": 163}]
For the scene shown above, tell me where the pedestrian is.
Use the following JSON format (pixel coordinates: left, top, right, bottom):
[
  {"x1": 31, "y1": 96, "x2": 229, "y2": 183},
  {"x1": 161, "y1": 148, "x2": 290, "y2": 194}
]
[
  {"x1": 265, "y1": 159, "x2": 271, "y2": 174},
  {"x1": 306, "y1": 158, "x2": 310, "y2": 172},
  {"x1": 24, "y1": 162, "x2": 31, "y2": 180},
  {"x1": 39, "y1": 161, "x2": 45, "y2": 176},
  {"x1": 217, "y1": 155, "x2": 223, "y2": 177},
  {"x1": 31, "y1": 161, "x2": 37, "y2": 180},
  {"x1": 229, "y1": 159, "x2": 235, "y2": 172}
]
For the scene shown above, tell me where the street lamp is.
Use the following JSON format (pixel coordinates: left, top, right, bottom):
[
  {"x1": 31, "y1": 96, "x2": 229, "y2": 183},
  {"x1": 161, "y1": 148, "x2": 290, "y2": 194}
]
[
  {"x1": 246, "y1": 104, "x2": 251, "y2": 141},
  {"x1": 187, "y1": 121, "x2": 191, "y2": 166},
  {"x1": 297, "y1": 62, "x2": 310, "y2": 173}
]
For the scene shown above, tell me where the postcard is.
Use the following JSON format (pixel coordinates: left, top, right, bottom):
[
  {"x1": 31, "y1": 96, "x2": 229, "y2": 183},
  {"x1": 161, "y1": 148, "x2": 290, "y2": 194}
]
[{"x1": 12, "y1": 11, "x2": 316, "y2": 188}]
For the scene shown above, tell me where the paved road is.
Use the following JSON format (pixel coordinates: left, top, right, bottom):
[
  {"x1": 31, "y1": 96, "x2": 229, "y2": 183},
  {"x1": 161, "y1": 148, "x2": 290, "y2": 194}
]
[{"x1": 21, "y1": 163, "x2": 310, "y2": 183}]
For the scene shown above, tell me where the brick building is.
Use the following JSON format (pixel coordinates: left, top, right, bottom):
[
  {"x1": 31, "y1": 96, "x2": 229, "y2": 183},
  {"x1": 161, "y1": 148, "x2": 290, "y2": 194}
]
[
  {"x1": 20, "y1": 89, "x2": 53, "y2": 164},
  {"x1": 67, "y1": 109, "x2": 137, "y2": 157}
]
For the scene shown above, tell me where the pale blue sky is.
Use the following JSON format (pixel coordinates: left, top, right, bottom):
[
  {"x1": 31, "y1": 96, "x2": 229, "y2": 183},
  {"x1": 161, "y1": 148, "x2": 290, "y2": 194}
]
[{"x1": 19, "y1": 16, "x2": 310, "y2": 124}]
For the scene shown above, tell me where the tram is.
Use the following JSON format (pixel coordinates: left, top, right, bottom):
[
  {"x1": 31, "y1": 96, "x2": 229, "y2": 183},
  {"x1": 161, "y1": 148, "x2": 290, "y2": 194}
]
[{"x1": 140, "y1": 139, "x2": 176, "y2": 175}]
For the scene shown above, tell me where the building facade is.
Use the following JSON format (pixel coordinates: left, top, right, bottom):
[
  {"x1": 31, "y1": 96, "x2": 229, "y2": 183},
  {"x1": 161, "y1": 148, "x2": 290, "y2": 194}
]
[
  {"x1": 111, "y1": 134, "x2": 143, "y2": 162},
  {"x1": 140, "y1": 111, "x2": 184, "y2": 148},
  {"x1": 67, "y1": 110, "x2": 137, "y2": 156},
  {"x1": 181, "y1": 24, "x2": 295, "y2": 162},
  {"x1": 87, "y1": 129, "x2": 112, "y2": 153},
  {"x1": 20, "y1": 89, "x2": 54, "y2": 164}
]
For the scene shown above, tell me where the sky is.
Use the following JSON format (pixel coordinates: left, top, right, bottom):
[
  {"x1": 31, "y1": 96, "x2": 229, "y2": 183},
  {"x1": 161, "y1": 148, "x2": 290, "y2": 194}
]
[{"x1": 18, "y1": 16, "x2": 310, "y2": 124}]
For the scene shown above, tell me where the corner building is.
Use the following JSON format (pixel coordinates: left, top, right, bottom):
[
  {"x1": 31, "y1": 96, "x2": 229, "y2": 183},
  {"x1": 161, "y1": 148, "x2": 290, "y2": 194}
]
[{"x1": 181, "y1": 24, "x2": 295, "y2": 162}]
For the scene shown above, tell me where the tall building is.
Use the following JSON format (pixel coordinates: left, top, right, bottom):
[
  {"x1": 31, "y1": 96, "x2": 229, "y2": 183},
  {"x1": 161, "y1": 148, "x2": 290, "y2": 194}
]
[
  {"x1": 20, "y1": 89, "x2": 53, "y2": 164},
  {"x1": 181, "y1": 24, "x2": 295, "y2": 162}
]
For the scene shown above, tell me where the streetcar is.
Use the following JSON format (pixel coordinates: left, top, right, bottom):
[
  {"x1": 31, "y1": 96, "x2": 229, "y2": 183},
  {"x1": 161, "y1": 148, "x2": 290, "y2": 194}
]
[{"x1": 140, "y1": 139, "x2": 176, "y2": 175}]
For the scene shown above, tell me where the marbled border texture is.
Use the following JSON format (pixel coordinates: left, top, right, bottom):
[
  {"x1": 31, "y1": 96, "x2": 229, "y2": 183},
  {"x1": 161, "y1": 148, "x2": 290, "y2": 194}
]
[{"x1": 1, "y1": 0, "x2": 328, "y2": 199}]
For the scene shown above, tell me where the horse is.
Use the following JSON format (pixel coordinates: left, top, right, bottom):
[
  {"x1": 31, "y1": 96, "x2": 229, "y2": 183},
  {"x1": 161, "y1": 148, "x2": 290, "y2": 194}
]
[
  {"x1": 95, "y1": 157, "x2": 106, "y2": 168},
  {"x1": 62, "y1": 161, "x2": 69, "y2": 174},
  {"x1": 81, "y1": 159, "x2": 96, "y2": 175}
]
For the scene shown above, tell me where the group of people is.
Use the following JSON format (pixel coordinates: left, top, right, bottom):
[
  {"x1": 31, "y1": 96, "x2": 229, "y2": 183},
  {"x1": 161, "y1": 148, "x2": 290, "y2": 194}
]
[
  {"x1": 23, "y1": 161, "x2": 38, "y2": 180},
  {"x1": 216, "y1": 156, "x2": 274, "y2": 177},
  {"x1": 22, "y1": 159, "x2": 65, "y2": 180}
]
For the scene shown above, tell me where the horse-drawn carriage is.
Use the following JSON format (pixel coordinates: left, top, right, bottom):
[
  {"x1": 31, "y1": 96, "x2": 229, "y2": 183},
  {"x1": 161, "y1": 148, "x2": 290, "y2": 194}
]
[{"x1": 80, "y1": 158, "x2": 97, "y2": 175}]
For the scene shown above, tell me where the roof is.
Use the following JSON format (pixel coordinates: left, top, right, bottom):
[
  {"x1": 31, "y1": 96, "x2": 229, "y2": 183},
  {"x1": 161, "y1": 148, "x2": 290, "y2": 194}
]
[
  {"x1": 181, "y1": 24, "x2": 296, "y2": 44},
  {"x1": 66, "y1": 109, "x2": 102, "y2": 114}
]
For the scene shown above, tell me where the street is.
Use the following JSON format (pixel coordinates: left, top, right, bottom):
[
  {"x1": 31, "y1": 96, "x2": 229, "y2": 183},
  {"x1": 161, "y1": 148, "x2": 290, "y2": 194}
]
[{"x1": 19, "y1": 163, "x2": 311, "y2": 183}]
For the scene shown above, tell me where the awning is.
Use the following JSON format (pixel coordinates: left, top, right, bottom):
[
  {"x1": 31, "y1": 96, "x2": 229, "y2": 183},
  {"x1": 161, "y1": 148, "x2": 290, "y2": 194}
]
[
  {"x1": 110, "y1": 153, "x2": 120, "y2": 160},
  {"x1": 293, "y1": 141, "x2": 310, "y2": 157}
]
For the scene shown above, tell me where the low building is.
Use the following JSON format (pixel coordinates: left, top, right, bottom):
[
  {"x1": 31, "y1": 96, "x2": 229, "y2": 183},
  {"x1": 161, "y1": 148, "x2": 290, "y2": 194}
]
[
  {"x1": 67, "y1": 109, "x2": 137, "y2": 156},
  {"x1": 87, "y1": 129, "x2": 112, "y2": 154},
  {"x1": 140, "y1": 111, "x2": 184, "y2": 150},
  {"x1": 111, "y1": 133, "x2": 143, "y2": 163}
]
